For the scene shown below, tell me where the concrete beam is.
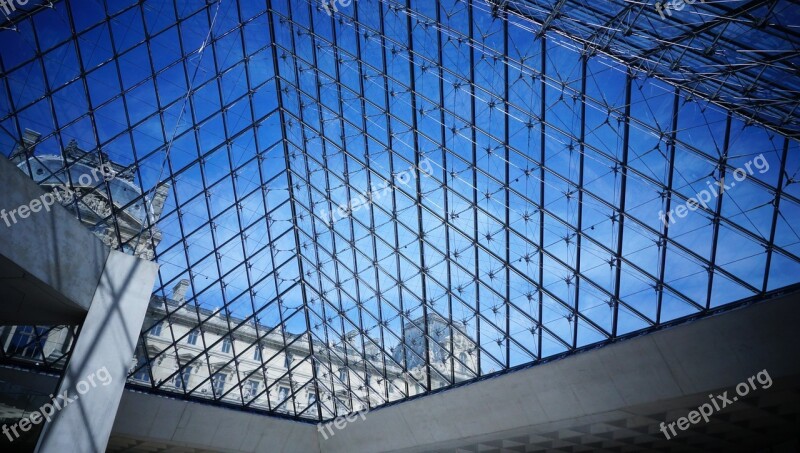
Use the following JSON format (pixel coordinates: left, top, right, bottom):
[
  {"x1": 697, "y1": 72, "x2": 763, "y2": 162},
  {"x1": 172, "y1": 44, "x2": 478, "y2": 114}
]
[
  {"x1": 36, "y1": 250, "x2": 159, "y2": 453},
  {"x1": 0, "y1": 156, "x2": 109, "y2": 324},
  {"x1": 112, "y1": 391, "x2": 321, "y2": 453},
  {"x1": 320, "y1": 291, "x2": 800, "y2": 453}
]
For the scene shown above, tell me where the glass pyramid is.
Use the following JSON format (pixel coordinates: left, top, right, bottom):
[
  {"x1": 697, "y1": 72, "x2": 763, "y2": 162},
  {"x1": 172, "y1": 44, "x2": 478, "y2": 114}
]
[{"x1": 2, "y1": 0, "x2": 799, "y2": 422}]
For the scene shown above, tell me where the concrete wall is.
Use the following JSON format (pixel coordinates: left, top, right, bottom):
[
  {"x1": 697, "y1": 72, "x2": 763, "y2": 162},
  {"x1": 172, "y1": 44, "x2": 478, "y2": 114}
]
[{"x1": 113, "y1": 391, "x2": 321, "y2": 453}]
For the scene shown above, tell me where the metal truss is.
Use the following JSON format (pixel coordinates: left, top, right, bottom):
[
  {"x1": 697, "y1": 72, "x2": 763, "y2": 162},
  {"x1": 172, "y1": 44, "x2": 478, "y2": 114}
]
[{"x1": 494, "y1": 0, "x2": 800, "y2": 139}]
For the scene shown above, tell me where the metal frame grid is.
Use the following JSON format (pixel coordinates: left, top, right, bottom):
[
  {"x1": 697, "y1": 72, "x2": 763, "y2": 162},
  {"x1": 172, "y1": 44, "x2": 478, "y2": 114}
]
[
  {"x1": 1, "y1": 0, "x2": 799, "y2": 422},
  {"x1": 494, "y1": 0, "x2": 800, "y2": 139}
]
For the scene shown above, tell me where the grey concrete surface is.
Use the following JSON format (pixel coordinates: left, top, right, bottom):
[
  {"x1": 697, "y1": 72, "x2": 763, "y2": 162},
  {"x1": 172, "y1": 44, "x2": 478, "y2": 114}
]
[
  {"x1": 36, "y1": 250, "x2": 159, "y2": 453},
  {"x1": 319, "y1": 291, "x2": 800, "y2": 453},
  {"x1": 0, "y1": 156, "x2": 109, "y2": 324},
  {"x1": 103, "y1": 290, "x2": 799, "y2": 453},
  {"x1": 112, "y1": 391, "x2": 321, "y2": 453}
]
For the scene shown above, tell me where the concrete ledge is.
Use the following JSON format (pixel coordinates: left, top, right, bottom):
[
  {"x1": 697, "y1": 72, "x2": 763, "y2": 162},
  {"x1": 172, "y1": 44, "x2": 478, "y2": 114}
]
[
  {"x1": 106, "y1": 291, "x2": 800, "y2": 453},
  {"x1": 319, "y1": 291, "x2": 800, "y2": 453},
  {"x1": 0, "y1": 156, "x2": 109, "y2": 323},
  {"x1": 112, "y1": 391, "x2": 321, "y2": 453}
]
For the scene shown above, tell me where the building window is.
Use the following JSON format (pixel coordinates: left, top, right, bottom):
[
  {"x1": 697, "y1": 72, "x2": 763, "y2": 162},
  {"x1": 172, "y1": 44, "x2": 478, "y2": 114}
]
[
  {"x1": 212, "y1": 372, "x2": 227, "y2": 396},
  {"x1": 132, "y1": 367, "x2": 150, "y2": 383},
  {"x1": 338, "y1": 368, "x2": 347, "y2": 382},
  {"x1": 253, "y1": 347, "x2": 261, "y2": 361},
  {"x1": 244, "y1": 380, "x2": 260, "y2": 399},
  {"x1": 276, "y1": 386, "x2": 290, "y2": 410},
  {"x1": 174, "y1": 366, "x2": 192, "y2": 390},
  {"x1": 8, "y1": 326, "x2": 46, "y2": 359},
  {"x1": 365, "y1": 372, "x2": 371, "y2": 386},
  {"x1": 186, "y1": 329, "x2": 198, "y2": 345},
  {"x1": 284, "y1": 352, "x2": 293, "y2": 369},
  {"x1": 459, "y1": 352, "x2": 467, "y2": 371},
  {"x1": 149, "y1": 322, "x2": 162, "y2": 337},
  {"x1": 132, "y1": 352, "x2": 150, "y2": 383},
  {"x1": 221, "y1": 337, "x2": 231, "y2": 354},
  {"x1": 307, "y1": 392, "x2": 317, "y2": 412}
]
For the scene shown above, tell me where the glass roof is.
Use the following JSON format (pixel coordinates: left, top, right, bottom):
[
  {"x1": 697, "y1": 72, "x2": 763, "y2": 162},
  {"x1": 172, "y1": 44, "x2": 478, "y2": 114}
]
[
  {"x1": 2, "y1": 0, "x2": 799, "y2": 422},
  {"x1": 496, "y1": 0, "x2": 800, "y2": 139}
]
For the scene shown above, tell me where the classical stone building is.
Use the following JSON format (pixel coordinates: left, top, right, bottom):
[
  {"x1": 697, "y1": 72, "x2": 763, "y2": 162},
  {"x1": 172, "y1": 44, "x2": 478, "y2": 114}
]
[{"x1": 132, "y1": 286, "x2": 477, "y2": 418}]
